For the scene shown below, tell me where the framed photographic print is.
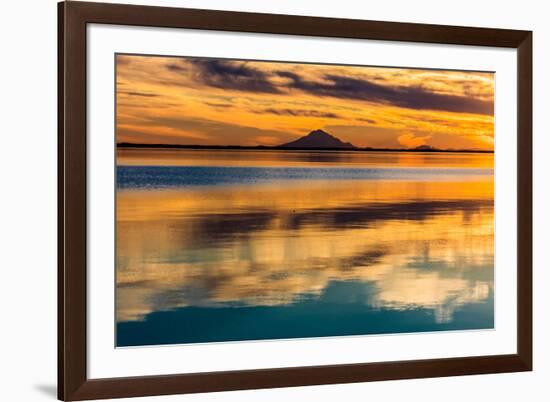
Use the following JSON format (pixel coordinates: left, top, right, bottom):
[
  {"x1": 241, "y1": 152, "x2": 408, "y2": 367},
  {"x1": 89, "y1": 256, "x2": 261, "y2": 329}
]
[{"x1": 58, "y1": 1, "x2": 532, "y2": 400}]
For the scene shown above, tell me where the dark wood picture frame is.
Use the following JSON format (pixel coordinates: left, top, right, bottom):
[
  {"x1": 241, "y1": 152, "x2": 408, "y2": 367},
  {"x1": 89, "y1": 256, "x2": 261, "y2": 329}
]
[{"x1": 58, "y1": 1, "x2": 532, "y2": 400}]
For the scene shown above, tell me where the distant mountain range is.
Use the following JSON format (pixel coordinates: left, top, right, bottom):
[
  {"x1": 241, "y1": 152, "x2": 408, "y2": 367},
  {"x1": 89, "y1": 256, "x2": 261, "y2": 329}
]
[
  {"x1": 117, "y1": 129, "x2": 493, "y2": 153},
  {"x1": 280, "y1": 129, "x2": 356, "y2": 149}
]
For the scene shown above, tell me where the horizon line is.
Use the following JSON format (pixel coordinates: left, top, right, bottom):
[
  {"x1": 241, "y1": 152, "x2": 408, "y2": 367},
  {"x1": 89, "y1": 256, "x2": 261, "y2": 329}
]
[{"x1": 116, "y1": 142, "x2": 494, "y2": 154}]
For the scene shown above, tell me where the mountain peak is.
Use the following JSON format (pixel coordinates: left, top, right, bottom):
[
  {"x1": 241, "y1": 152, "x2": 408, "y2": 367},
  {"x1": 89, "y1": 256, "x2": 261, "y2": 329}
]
[
  {"x1": 280, "y1": 129, "x2": 356, "y2": 149},
  {"x1": 307, "y1": 129, "x2": 332, "y2": 137}
]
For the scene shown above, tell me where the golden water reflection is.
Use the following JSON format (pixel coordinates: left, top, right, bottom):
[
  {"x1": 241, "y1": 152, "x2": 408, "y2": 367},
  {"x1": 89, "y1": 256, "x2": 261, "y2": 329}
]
[{"x1": 116, "y1": 178, "x2": 494, "y2": 324}]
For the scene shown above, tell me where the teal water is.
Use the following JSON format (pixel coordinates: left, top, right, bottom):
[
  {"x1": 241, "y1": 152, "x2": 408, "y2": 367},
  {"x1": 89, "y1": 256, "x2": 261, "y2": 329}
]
[{"x1": 117, "y1": 278, "x2": 493, "y2": 347}]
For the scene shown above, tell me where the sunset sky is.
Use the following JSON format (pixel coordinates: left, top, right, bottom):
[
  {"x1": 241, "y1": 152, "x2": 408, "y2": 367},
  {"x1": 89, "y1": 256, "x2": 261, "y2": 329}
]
[{"x1": 116, "y1": 54, "x2": 494, "y2": 150}]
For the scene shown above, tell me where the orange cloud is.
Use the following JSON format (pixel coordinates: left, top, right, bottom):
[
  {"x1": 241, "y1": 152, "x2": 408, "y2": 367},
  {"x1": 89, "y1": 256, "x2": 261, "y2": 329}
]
[
  {"x1": 397, "y1": 133, "x2": 433, "y2": 148},
  {"x1": 116, "y1": 55, "x2": 494, "y2": 150}
]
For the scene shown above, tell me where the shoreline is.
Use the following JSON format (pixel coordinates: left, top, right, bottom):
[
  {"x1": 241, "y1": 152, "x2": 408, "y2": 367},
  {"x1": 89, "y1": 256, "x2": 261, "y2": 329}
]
[{"x1": 117, "y1": 143, "x2": 494, "y2": 154}]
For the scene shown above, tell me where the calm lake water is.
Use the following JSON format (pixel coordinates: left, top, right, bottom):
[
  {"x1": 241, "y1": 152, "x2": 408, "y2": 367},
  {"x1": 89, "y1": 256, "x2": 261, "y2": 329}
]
[{"x1": 116, "y1": 149, "x2": 494, "y2": 347}]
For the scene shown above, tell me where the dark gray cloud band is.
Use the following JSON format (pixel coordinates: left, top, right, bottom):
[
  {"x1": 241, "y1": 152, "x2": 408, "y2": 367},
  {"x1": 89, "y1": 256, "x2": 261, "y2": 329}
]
[
  {"x1": 276, "y1": 71, "x2": 493, "y2": 116},
  {"x1": 256, "y1": 108, "x2": 341, "y2": 119},
  {"x1": 187, "y1": 60, "x2": 281, "y2": 94},
  {"x1": 176, "y1": 59, "x2": 493, "y2": 116}
]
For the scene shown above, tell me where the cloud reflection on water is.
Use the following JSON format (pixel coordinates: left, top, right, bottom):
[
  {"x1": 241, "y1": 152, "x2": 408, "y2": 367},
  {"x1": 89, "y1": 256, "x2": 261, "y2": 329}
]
[{"x1": 116, "y1": 178, "x2": 493, "y2": 324}]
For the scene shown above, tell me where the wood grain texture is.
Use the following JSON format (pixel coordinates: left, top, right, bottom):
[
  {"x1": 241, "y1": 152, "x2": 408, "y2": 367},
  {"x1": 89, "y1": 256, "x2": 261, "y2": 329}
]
[{"x1": 58, "y1": 1, "x2": 532, "y2": 400}]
